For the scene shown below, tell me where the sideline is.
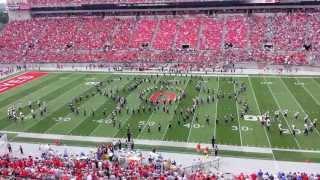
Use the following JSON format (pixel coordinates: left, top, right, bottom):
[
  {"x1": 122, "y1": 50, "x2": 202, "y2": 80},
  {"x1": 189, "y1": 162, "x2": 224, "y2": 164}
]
[{"x1": 3, "y1": 130, "x2": 320, "y2": 154}]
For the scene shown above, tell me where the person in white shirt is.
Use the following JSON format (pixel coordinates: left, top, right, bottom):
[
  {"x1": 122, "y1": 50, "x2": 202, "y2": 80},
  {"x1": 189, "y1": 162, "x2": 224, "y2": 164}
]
[
  {"x1": 283, "y1": 109, "x2": 288, "y2": 117},
  {"x1": 294, "y1": 112, "x2": 299, "y2": 119},
  {"x1": 304, "y1": 114, "x2": 309, "y2": 123},
  {"x1": 278, "y1": 123, "x2": 283, "y2": 135},
  {"x1": 304, "y1": 123, "x2": 308, "y2": 135},
  {"x1": 266, "y1": 119, "x2": 271, "y2": 131},
  {"x1": 292, "y1": 124, "x2": 296, "y2": 136},
  {"x1": 313, "y1": 119, "x2": 317, "y2": 128}
]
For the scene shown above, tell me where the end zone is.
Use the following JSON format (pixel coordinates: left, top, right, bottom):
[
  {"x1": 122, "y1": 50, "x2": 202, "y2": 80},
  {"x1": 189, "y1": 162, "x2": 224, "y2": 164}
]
[{"x1": 0, "y1": 71, "x2": 48, "y2": 94}]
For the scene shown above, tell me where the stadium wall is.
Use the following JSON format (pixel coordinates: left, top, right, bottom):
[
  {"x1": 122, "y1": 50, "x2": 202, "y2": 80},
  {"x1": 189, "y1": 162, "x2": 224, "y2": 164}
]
[
  {"x1": 8, "y1": 10, "x2": 31, "y2": 21},
  {"x1": 4, "y1": 62, "x2": 320, "y2": 75}
]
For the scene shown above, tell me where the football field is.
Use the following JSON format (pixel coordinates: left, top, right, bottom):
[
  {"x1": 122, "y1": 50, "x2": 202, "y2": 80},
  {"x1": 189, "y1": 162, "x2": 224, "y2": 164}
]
[{"x1": 1, "y1": 71, "x2": 320, "y2": 162}]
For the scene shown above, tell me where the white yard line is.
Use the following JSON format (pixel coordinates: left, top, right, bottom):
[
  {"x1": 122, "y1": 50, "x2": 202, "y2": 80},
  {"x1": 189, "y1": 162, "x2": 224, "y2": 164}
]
[
  {"x1": 265, "y1": 77, "x2": 302, "y2": 149},
  {"x1": 136, "y1": 112, "x2": 157, "y2": 139},
  {"x1": 44, "y1": 77, "x2": 111, "y2": 134},
  {"x1": 265, "y1": 78, "x2": 301, "y2": 146},
  {"x1": 187, "y1": 77, "x2": 219, "y2": 142},
  {"x1": 294, "y1": 78, "x2": 320, "y2": 137},
  {"x1": 187, "y1": 77, "x2": 206, "y2": 142},
  {"x1": 161, "y1": 77, "x2": 190, "y2": 140},
  {"x1": 248, "y1": 76, "x2": 279, "y2": 168},
  {"x1": 233, "y1": 82, "x2": 243, "y2": 147},
  {"x1": 137, "y1": 77, "x2": 178, "y2": 139},
  {"x1": 187, "y1": 111, "x2": 198, "y2": 142},
  {"x1": 89, "y1": 111, "x2": 114, "y2": 136},
  {"x1": 106, "y1": 76, "x2": 166, "y2": 138},
  {"x1": 311, "y1": 78, "x2": 320, "y2": 89},
  {"x1": 45, "y1": 102, "x2": 93, "y2": 135},
  {"x1": 108, "y1": 78, "x2": 162, "y2": 137},
  {"x1": 87, "y1": 80, "x2": 132, "y2": 136}
]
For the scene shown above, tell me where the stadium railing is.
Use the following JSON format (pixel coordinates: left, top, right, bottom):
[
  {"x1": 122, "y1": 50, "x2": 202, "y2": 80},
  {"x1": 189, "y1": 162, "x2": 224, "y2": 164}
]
[{"x1": 183, "y1": 157, "x2": 220, "y2": 174}]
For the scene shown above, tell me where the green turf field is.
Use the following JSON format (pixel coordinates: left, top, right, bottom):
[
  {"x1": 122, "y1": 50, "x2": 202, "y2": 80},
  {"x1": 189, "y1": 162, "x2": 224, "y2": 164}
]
[{"x1": 2, "y1": 72, "x2": 320, "y2": 161}]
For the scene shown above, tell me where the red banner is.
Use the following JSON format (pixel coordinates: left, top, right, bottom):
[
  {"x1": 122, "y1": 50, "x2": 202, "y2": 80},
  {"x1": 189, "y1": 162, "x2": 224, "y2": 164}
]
[{"x1": 0, "y1": 71, "x2": 48, "y2": 94}]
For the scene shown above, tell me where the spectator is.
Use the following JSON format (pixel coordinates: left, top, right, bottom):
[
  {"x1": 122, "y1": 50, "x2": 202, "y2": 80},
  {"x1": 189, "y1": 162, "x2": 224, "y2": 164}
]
[
  {"x1": 7, "y1": 143, "x2": 12, "y2": 153},
  {"x1": 19, "y1": 145, "x2": 23, "y2": 155}
]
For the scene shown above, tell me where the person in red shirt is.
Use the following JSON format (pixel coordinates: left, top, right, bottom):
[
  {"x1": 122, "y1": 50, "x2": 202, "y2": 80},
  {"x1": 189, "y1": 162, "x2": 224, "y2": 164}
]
[
  {"x1": 251, "y1": 172, "x2": 257, "y2": 180},
  {"x1": 237, "y1": 172, "x2": 245, "y2": 180}
]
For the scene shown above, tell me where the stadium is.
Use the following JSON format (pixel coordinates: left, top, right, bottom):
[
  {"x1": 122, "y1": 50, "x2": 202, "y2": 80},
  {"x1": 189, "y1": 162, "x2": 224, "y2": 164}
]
[{"x1": 0, "y1": 0, "x2": 320, "y2": 178}]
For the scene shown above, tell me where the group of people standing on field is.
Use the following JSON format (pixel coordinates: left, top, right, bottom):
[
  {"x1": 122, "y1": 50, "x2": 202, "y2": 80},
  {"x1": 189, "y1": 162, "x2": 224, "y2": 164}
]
[{"x1": 7, "y1": 100, "x2": 48, "y2": 123}]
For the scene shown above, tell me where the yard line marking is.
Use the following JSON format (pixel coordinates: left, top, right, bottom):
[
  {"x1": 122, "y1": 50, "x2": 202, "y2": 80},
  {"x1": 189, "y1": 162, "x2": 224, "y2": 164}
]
[
  {"x1": 4, "y1": 75, "x2": 88, "y2": 131},
  {"x1": 265, "y1": 77, "x2": 302, "y2": 149},
  {"x1": 293, "y1": 78, "x2": 320, "y2": 137},
  {"x1": 85, "y1": 79, "x2": 132, "y2": 136},
  {"x1": 89, "y1": 111, "x2": 112, "y2": 136},
  {"x1": 137, "y1": 76, "x2": 176, "y2": 139},
  {"x1": 44, "y1": 76, "x2": 114, "y2": 134},
  {"x1": 108, "y1": 86, "x2": 153, "y2": 137},
  {"x1": 311, "y1": 78, "x2": 320, "y2": 88},
  {"x1": 161, "y1": 77, "x2": 190, "y2": 140},
  {"x1": 108, "y1": 93, "x2": 146, "y2": 137},
  {"x1": 187, "y1": 111, "x2": 198, "y2": 142},
  {"x1": 233, "y1": 81, "x2": 243, "y2": 147},
  {"x1": 248, "y1": 76, "x2": 278, "y2": 168},
  {"x1": 37, "y1": 84, "x2": 98, "y2": 133},
  {"x1": 65, "y1": 97, "x2": 116, "y2": 136},
  {"x1": 136, "y1": 113, "x2": 157, "y2": 139},
  {"x1": 187, "y1": 77, "x2": 206, "y2": 143},
  {"x1": 109, "y1": 76, "x2": 164, "y2": 138}
]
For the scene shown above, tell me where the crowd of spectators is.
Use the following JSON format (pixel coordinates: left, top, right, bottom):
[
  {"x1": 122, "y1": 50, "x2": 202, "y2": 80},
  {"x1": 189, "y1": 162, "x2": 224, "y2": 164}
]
[
  {"x1": 0, "y1": 141, "x2": 231, "y2": 179},
  {"x1": 234, "y1": 170, "x2": 320, "y2": 180},
  {"x1": 0, "y1": 142, "x2": 190, "y2": 179},
  {"x1": 0, "y1": 12, "x2": 317, "y2": 65},
  {"x1": 0, "y1": 141, "x2": 319, "y2": 179}
]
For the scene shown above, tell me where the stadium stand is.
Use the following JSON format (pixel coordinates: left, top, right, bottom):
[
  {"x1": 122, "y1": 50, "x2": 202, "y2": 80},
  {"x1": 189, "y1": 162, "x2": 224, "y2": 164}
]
[
  {"x1": 0, "y1": 143, "x2": 199, "y2": 179},
  {"x1": 0, "y1": 142, "x2": 319, "y2": 179},
  {"x1": 0, "y1": 11, "x2": 315, "y2": 65},
  {"x1": 233, "y1": 171, "x2": 320, "y2": 180}
]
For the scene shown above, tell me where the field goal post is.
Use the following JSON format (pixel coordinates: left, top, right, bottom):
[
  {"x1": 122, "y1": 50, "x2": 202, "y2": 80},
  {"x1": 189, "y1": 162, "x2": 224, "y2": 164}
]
[{"x1": 0, "y1": 133, "x2": 8, "y2": 155}]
